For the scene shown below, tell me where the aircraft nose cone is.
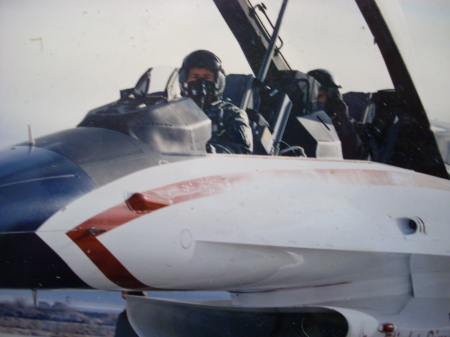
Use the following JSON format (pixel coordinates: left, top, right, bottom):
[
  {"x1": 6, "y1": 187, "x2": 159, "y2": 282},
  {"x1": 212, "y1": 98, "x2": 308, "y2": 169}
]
[
  {"x1": 0, "y1": 145, "x2": 96, "y2": 288},
  {"x1": 0, "y1": 145, "x2": 96, "y2": 233}
]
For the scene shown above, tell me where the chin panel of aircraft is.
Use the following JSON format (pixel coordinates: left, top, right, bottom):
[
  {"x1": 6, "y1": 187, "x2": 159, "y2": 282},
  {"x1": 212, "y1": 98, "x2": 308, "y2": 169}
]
[{"x1": 1, "y1": 0, "x2": 449, "y2": 336}]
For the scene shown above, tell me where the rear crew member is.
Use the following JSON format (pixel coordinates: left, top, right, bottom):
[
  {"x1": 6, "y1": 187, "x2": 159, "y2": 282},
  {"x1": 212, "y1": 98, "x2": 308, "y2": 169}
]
[{"x1": 307, "y1": 68, "x2": 366, "y2": 160}]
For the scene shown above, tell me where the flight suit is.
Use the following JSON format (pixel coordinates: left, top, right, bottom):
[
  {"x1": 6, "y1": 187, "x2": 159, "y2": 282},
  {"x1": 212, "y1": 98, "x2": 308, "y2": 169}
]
[
  {"x1": 204, "y1": 101, "x2": 253, "y2": 154},
  {"x1": 325, "y1": 98, "x2": 366, "y2": 160}
]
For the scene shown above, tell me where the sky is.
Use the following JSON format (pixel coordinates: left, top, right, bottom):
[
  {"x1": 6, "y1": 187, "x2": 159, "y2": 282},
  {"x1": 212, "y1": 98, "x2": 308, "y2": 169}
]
[{"x1": 0, "y1": 0, "x2": 449, "y2": 148}]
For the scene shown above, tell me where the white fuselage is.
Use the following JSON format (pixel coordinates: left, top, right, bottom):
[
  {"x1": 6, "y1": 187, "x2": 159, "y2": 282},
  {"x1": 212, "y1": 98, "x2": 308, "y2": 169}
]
[{"x1": 36, "y1": 155, "x2": 450, "y2": 305}]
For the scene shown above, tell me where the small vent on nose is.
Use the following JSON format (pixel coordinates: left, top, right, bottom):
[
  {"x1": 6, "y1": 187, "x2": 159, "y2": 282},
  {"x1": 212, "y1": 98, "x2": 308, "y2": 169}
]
[{"x1": 396, "y1": 217, "x2": 426, "y2": 235}]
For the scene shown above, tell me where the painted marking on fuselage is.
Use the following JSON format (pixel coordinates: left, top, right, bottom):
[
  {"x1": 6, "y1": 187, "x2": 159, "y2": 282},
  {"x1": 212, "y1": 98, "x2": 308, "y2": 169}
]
[
  {"x1": 65, "y1": 167, "x2": 450, "y2": 288},
  {"x1": 66, "y1": 204, "x2": 146, "y2": 288},
  {"x1": 66, "y1": 174, "x2": 244, "y2": 288}
]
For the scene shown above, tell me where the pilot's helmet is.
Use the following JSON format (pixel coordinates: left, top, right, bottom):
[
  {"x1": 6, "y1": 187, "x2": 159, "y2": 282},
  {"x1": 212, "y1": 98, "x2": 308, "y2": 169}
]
[
  {"x1": 179, "y1": 50, "x2": 226, "y2": 99},
  {"x1": 307, "y1": 69, "x2": 341, "y2": 89}
]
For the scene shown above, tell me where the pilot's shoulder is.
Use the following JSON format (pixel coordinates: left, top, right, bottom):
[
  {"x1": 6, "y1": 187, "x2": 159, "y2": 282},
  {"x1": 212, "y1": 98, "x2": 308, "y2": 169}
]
[{"x1": 219, "y1": 101, "x2": 247, "y2": 115}]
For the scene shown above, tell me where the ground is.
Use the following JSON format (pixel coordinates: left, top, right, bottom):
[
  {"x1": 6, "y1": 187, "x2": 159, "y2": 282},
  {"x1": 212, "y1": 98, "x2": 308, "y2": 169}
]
[{"x1": 0, "y1": 301, "x2": 118, "y2": 337}]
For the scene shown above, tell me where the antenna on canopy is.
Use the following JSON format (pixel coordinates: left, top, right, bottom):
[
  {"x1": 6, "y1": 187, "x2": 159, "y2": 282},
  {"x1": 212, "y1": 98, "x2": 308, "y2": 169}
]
[
  {"x1": 256, "y1": 0, "x2": 289, "y2": 83},
  {"x1": 254, "y1": 0, "x2": 292, "y2": 156},
  {"x1": 28, "y1": 125, "x2": 35, "y2": 147}
]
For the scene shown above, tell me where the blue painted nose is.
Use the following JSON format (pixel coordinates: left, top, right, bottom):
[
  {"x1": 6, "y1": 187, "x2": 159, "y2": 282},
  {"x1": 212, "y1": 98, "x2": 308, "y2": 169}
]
[
  {"x1": 0, "y1": 145, "x2": 96, "y2": 233},
  {"x1": 0, "y1": 145, "x2": 96, "y2": 288}
]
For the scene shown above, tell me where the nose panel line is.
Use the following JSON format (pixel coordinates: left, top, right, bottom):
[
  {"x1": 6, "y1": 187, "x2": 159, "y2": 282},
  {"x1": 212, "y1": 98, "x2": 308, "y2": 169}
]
[{"x1": 0, "y1": 174, "x2": 78, "y2": 188}]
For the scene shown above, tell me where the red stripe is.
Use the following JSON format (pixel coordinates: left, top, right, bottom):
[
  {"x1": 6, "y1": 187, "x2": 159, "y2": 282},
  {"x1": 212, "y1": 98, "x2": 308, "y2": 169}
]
[
  {"x1": 66, "y1": 173, "x2": 247, "y2": 288},
  {"x1": 66, "y1": 168, "x2": 449, "y2": 288},
  {"x1": 66, "y1": 204, "x2": 148, "y2": 288}
]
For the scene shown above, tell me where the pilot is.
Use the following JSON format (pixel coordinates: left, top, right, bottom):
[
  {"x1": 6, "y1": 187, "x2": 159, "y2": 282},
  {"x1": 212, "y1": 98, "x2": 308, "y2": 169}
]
[
  {"x1": 179, "y1": 50, "x2": 253, "y2": 154},
  {"x1": 307, "y1": 69, "x2": 366, "y2": 160}
]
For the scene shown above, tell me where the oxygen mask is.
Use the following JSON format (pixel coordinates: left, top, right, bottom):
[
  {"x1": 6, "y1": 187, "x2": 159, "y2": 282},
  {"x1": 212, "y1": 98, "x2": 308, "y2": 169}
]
[{"x1": 186, "y1": 79, "x2": 217, "y2": 109}]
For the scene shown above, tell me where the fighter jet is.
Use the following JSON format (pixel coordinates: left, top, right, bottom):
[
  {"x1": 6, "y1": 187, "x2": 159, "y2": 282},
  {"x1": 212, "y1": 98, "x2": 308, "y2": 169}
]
[{"x1": 0, "y1": 0, "x2": 449, "y2": 336}]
